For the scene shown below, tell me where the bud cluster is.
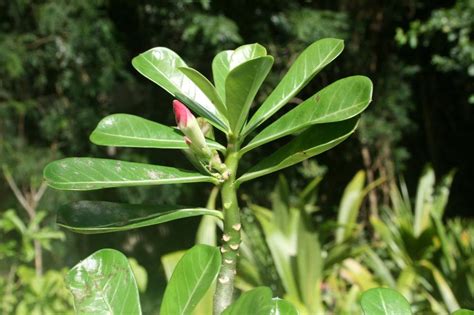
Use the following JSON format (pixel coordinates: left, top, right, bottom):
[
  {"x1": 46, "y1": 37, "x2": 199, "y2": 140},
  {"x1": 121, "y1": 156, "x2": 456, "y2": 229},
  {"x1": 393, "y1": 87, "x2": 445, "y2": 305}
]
[{"x1": 173, "y1": 100, "x2": 228, "y2": 180}]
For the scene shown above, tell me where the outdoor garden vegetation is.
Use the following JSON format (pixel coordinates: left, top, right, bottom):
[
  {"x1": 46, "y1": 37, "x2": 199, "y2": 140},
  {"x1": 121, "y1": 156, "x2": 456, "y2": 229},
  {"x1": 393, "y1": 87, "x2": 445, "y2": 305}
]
[{"x1": 1, "y1": 1, "x2": 473, "y2": 314}]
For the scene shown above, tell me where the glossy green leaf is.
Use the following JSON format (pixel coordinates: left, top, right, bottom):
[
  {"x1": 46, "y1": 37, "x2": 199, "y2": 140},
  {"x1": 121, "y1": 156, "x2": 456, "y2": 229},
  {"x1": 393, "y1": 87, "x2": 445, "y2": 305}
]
[
  {"x1": 238, "y1": 118, "x2": 359, "y2": 183},
  {"x1": 66, "y1": 249, "x2": 141, "y2": 314},
  {"x1": 242, "y1": 76, "x2": 372, "y2": 154},
  {"x1": 225, "y1": 56, "x2": 274, "y2": 132},
  {"x1": 243, "y1": 38, "x2": 344, "y2": 135},
  {"x1": 90, "y1": 114, "x2": 225, "y2": 151},
  {"x1": 44, "y1": 157, "x2": 217, "y2": 190},
  {"x1": 271, "y1": 298, "x2": 299, "y2": 315},
  {"x1": 132, "y1": 47, "x2": 228, "y2": 132},
  {"x1": 223, "y1": 287, "x2": 273, "y2": 315},
  {"x1": 57, "y1": 201, "x2": 222, "y2": 234},
  {"x1": 229, "y1": 43, "x2": 267, "y2": 69},
  {"x1": 161, "y1": 251, "x2": 185, "y2": 281},
  {"x1": 212, "y1": 50, "x2": 233, "y2": 100},
  {"x1": 178, "y1": 67, "x2": 227, "y2": 115},
  {"x1": 161, "y1": 245, "x2": 221, "y2": 315},
  {"x1": 360, "y1": 288, "x2": 412, "y2": 315}
]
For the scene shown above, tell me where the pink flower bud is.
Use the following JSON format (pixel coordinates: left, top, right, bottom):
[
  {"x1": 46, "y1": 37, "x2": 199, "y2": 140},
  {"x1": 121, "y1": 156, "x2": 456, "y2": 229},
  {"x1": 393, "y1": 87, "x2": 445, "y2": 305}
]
[
  {"x1": 173, "y1": 100, "x2": 193, "y2": 129},
  {"x1": 172, "y1": 99, "x2": 211, "y2": 159}
]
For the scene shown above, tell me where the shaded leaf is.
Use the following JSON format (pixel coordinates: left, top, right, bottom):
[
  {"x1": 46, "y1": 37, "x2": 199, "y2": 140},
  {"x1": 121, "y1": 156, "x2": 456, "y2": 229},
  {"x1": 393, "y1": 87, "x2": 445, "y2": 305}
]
[
  {"x1": 238, "y1": 118, "x2": 358, "y2": 183},
  {"x1": 360, "y1": 288, "x2": 412, "y2": 315},
  {"x1": 243, "y1": 38, "x2": 344, "y2": 135},
  {"x1": 44, "y1": 157, "x2": 217, "y2": 190},
  {"x1": 57, "y1": 201, "x2": 222, "y2": 234},
  {"x1": 66, "y1": 249, "x2": 141, "y2": 314},
  {"x1": 161, "y1": 245, "x2": 221, "y2": 315},
  {"x1": 225, "y1": 56, "x2": 274, "y2": 132},
  {"x1": 242, "y1": 76, "x2": 372, "y2": 154},
  {"x1": 90, "y1": 114, "x2": 224, "y2": 151},
  {"x1": 132, "y1": 47, "x2": 228, "y2": 131}
]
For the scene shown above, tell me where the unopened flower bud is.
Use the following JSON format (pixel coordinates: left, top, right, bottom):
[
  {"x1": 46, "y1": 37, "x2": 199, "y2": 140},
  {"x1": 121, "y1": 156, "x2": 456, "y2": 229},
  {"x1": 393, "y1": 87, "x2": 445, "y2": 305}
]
[{"x1": 173, "y1": 100, "x2": 212, "y2": 159}]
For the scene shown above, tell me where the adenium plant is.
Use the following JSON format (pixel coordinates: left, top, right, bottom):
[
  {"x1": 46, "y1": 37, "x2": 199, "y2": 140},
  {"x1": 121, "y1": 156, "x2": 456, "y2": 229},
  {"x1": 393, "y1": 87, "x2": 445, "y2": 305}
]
[{"x1": 44, "y1": 38, "x2": 373, "y2": 314}]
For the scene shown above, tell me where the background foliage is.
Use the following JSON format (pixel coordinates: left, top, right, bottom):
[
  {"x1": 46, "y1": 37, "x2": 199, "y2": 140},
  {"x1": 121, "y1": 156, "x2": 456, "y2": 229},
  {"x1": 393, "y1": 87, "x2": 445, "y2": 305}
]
[{"x1": 1, "y1": 0, "x2": 472, "y2": 313}]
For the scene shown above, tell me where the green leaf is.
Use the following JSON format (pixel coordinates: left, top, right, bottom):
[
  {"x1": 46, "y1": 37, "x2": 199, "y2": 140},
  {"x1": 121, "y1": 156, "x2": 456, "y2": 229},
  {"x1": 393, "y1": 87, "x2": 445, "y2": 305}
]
[
  {"x1": 452, "y1": 310, "x2": 474, "y2": 315},
  {"x1": 178, "y1": 67, "x2": 227, "y2": 115},
  {"x1": 414, "y1": 166, "x2": 435, "y2": 237},
  {"x1": 229, "y1": 43, "x2": 268, "y2": 69},
  {"x1": 271, "y1": 298, "x2": 299, "y2": 315},
  {"x1": 90, "y1": 114, "x2": 225, "y2": 151},
  {"x1": 161, "y1": 251, "x2": 186, "y2": 281},
  {"x1": 132, "y1": 47, "x2": 228, "y2": 132},
  {"x1": 211, "y1": 44, "x2": 267, "y2": 103},
  {"x1": 242, "y1": 76, "x2": 372, "y2": 154},
  {"x1": 237, "y1": 118, "x2": 359, "y2": 183},
  {"x1": 44, "y1": 157, "x2": 217, "y2": 190},
  {"x1": 212, "y1": 50, "x2": 233, "y2": 100},
  {"x1": 335, "y1": 170, "x2": 366, "y2": 244},
  {"x1": 57, "y1": 201, "x2": 222, "y2": 234},
  {"x1": 225, "y1": 56, "x2": 274, "y2": 132},
  {"x1": 161, "y1": 245, "x2": 221, "y2": 315},
  {"x1": 360, "y1": 288, "x2": 412, "y2": 315},
  {"x1": 128, "y1": 258, "x2": 148, "y2": 293},
  {"x1": 243, "y1": 38, "x2": 344, "y2": 135},
  {"x1": 66, "y1": 249, "x2": 141, "y2": 314},
  {"x1": 222, "y1": 287, "x2": 273, "y2": 315},
  {"x1": 297, "y1": 225, "x2": 322, "y2": 313},
  {"x1": 420, "y1": 260, "x2": 460, "y2": 313},
  {"x1": 223, "y1": 287, "x2": 297, "y2": 315}
]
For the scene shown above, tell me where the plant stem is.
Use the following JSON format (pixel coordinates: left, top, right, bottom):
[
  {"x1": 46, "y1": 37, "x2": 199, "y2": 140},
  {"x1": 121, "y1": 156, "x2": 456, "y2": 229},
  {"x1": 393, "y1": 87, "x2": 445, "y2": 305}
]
[{"x1": 213, "y1": 137, "x2": 241, "y2": 315}]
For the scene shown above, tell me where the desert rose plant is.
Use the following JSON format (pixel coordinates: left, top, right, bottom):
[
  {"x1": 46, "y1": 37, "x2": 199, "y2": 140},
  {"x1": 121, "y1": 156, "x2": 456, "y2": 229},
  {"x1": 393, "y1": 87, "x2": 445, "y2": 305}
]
[{"x1": 43, "y1": 38, "x2": 373, "y2": 314}]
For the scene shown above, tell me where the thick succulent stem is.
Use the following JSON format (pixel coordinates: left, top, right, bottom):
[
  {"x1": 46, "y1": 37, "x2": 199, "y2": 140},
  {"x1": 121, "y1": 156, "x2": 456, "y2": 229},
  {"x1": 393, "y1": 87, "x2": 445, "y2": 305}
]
[{"x1": 213, "y1": 137, "x2": 241, "y2": 315}]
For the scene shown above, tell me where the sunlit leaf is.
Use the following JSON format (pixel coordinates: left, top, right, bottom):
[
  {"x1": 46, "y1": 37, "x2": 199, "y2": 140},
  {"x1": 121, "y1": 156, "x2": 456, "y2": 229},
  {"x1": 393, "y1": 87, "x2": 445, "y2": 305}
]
[
  {"x1": 178, "y1": 67, "x2": 227, "y2": 115},
  {"x1": 212, "y1": 50, "x2": 233, "y2": 100},
  {"x1": 225, "y1": 56, "x2": 273, "y2": 132},
  {"x1": 66, "y1": 249, "x2": 141, "y2": 314},
  {"x1": 242, "y1": 76, "x2": 372, "y2": 154},
  {"x1": 57, "y1": 201, "x2": 222, "y2": 234},
  {"x1": 243, "y1": 38, "x2": 344, "y2": 135},
  {"x1": 132, "y1": 47, "x2": 229, "y2": 132},
  {"x1": 335, "y1": 170, "x2": 366, "y2": 243},
  {"x1": 222, "y1": 287, "x2": 297, "y2": 315},
  {"x1": 360, "y1": 288, "x2": 412, "y2": 315},
  {"x1": 161, "y1": 245, "x2": 221, "y2": 315},
  {"x1": 222, "y1": 287, "x2": 273, "y2": 315},
  {"x1": 90, "y1": 114, "x2": 224, "y2": 151},
  {"x1": 44, "y1": 157, "x2": 217, "y2": 190},
  {"x1": 238, "y1": 118, "x2": 358, "y2": 183}
]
